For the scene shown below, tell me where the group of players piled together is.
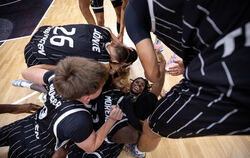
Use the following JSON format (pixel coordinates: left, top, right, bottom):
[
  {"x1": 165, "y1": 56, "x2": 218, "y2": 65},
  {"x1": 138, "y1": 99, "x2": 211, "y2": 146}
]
[{"x1": 1, "y1": 0, "x2": 250, "y2": 158}]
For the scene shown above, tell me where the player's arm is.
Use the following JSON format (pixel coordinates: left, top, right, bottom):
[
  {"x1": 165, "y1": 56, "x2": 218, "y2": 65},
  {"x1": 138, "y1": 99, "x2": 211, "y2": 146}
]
[
  {"x1": 104, "y1": 27, "x2": 122, "y2": 46},
  {"x1": 0, "y1": 103, "x2": 41, "y2": 114},
  {"x1": 136, "y1": 38, "x2": 161, "y2": 83},
  {"x1": 117, "y1": 0, "x2": 129, "y2": 43},
  {"x1": 79, "y1": 0, "x2": 96, "y2": 24},
  {"x1": 22, "y1": 64, "x2": 52, "y2": 85},
  {"x1": 76, "y1": 105, "x2": 123, "y2": 152},
  {"x1": 138, "y1": 119, "x2": 161, "y2": 152},
  {"x1": 150, "y1": 50, "x2": 166, "y2": 97}
]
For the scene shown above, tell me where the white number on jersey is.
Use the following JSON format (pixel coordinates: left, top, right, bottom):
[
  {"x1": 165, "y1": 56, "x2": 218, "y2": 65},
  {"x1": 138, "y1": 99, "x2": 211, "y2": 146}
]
[{"x1": 50, "y1": 27, "x2": 76, "y2": 48}]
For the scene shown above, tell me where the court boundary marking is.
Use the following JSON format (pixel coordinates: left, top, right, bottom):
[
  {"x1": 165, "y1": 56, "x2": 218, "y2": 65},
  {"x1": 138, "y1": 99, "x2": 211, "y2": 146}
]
[
  {"x1": 12, "y1": 91, "x2": 38, "y2": 104},
  {"x1": 0, "y1": 0, "x2": 55, "y2": 43}
]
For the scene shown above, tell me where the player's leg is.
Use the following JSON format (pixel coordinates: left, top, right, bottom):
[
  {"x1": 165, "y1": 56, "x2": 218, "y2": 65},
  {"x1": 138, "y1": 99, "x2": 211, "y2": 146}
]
[
  {"x1": 94, "y1": 12, "x2": 105, "y2": 26},
  {"x1": 111, "y1": 0, "x2": 123, "y2": 33},
  {"x1": 91, "y1": 0, "x2": 104, "y2": 26},
  {"x1": 12, "y1": 79, "x2": 47, "y2": 93}
]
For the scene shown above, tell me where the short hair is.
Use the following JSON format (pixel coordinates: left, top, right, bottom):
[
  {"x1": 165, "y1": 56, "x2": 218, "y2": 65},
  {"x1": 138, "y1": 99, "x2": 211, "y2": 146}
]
[
  {"x1": 54, "y1": 57, "x2": 108, "y2": 100},
  {"x1": 113, "y1": 45, "x2": 129, "y2": 63}
]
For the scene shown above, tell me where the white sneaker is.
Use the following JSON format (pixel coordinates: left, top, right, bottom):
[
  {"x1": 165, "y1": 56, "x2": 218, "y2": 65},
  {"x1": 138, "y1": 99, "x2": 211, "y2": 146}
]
[
  {"x1": 129, "y1": 144, "x2": 146, "y2": 158},
  {"x1": 12, "y1": 79, "x2": 32, "y2": 88}
]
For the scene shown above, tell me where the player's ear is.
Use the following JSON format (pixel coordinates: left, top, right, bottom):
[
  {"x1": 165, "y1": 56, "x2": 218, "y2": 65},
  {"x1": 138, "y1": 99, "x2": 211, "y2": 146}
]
[{"x1": 79, "y1": 96, "x2": 90, "y2": 104}]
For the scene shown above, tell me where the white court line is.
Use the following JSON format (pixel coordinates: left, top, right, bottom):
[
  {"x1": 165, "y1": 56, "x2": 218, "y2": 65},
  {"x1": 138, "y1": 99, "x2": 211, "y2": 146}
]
[
  {"x1": 0, "y1": 0, "x2": 55, "y2": 43},
  {"x1": 0, "y1": 0, "x2": 21, "y2": 7},
  {"x1": 12, "y1": 91, "x2": 38, "y2": 104},
  {"x1": 30, "y1": 0, "x2": 55, "y2": 37}
]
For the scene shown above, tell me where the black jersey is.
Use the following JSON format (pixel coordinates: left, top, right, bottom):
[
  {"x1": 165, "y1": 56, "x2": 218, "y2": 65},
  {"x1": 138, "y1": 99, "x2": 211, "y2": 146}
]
[
  {"x1": 0, "y1": 71, "x2": 93, "y2": 157},
  {"x1": 26, "y1": 24, "x2": 112, "y2": 66},
  {"x1": 91, "y1": 89, "x2": 129, "y2": 139},
  {"x1": 125, "y1": 0, "x2": 250, "y2": 138},
  {"x1": 67, "y1": 89, "x2": 127, "y2": 158}
]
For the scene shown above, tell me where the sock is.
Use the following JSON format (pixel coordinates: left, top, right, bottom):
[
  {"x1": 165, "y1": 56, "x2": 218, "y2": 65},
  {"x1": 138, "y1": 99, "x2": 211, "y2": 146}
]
[
  {"x1": 117, "y1": 22, "x2": 120, "y2": 33},
  {"x1": 20, "y1": 81, "x2": 32, "y2": 88}
]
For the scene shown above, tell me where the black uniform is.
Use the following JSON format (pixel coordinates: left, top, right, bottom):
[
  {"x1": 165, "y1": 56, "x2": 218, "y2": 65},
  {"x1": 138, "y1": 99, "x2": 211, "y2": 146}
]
[
  {"x1": 91, "y1": 0, "x2": 123, "y2": 13},
  {"x1": 67, "y1": 89, "x2": 128, "y2": 158},
  {"x1": 25, "y1": 24, "x2": 112, "y2": 67},
  {"x1": 125, "y1": 0, "x2": 250, "y2": 138},
  {"x1": 0, "y1": 71, "x2": 93, "y2": 157}
]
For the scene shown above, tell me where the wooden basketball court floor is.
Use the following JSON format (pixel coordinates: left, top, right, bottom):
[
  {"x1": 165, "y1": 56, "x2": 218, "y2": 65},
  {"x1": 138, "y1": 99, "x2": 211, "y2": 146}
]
[{"x1": 0, "y1": 0, "x2": 249, "y2": 157}]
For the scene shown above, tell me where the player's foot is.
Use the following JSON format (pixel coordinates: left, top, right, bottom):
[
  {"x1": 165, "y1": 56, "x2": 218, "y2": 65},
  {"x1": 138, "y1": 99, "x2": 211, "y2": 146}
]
[
  {"x1": 12, "y1": 79, "x2": 33, "y2": 88},
  {"x1": 128, "y1": 144, "x2": 146, "y2": 158}
]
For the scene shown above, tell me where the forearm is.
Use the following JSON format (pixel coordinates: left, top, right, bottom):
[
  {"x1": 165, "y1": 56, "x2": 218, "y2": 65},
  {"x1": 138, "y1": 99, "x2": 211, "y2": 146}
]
[
  {"x1": 136, "y1": 39, "x2": 160, "y2": 83},
  {"x1": 138, "y1": 120, "x2": 161, "y2": 152},
  {"x1": 151, "y1": 52, "x2": 166, "y2": 97},
  {"x1": 0, "y1": 105, "x2": 18, "y2": 114},
  {"x1": 94, "y1": 119, "x2": 116, "y2": 144},
  {"x1": 151, "y1": 73, "x2": 165, "y2": 97},
  {"x1": 86, "y1": 119, "x2": 116, "y2": 152}
]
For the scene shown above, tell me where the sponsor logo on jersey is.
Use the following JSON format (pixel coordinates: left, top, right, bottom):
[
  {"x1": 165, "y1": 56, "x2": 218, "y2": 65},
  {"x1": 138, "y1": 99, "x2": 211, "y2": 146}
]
[
  {"x1": 104, "y1": 95, "x2": 112, "y2": 121},
  {"x1": 37, "y1": 26, "x2": 53, "y2": 56},
  {"x1": 48, "y1": 84, "x2": 62, "y2": 108},
  {"x1": 92, "y1": 28, "x2": 103, "y2": 53},
  {"x1": 39, "y1": 105, "x2": 48, "y2": 120}
]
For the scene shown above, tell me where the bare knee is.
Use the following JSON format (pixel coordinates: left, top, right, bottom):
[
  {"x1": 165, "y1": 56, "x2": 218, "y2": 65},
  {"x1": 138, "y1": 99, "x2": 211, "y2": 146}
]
[{"x1": 111, "y1": 125, "x2": 140, "y2": 144}]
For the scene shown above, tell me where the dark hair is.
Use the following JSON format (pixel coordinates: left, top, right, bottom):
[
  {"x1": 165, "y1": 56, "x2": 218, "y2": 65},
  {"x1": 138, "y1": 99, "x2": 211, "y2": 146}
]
[
  {"x1": 126, "y1": 49, "x2": 138, "y2": 64},
  {"x1": 130, "y1": 77, "x2": 151, "y2": 93}
]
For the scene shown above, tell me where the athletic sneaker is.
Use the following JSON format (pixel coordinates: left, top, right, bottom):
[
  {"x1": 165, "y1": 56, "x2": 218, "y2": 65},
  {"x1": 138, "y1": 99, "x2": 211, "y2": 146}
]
[
  {"x1": 12, "y1": 79, "x2": 32, "y2": 88},
  {"x1": 128, "y1": 144, "x2": 146, "y2": 158}
]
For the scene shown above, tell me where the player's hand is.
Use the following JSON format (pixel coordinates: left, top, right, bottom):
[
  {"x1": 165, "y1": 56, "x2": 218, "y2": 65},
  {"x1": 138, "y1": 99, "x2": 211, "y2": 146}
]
[
  {"x1": 13, "y1": 103, "x2": 41, "y2": 114},
  {"x1": 109, "y1": 105, "x2": 123, "y2": 121},
  {"x1": 168, "y1": 58, "x2": 185, "y2": 76}
]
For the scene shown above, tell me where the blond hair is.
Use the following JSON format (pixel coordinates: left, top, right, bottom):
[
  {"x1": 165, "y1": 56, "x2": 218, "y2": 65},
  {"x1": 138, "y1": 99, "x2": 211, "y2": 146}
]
[{"x1": 54, "y1": 57, "x2": 108, "y2": 100}]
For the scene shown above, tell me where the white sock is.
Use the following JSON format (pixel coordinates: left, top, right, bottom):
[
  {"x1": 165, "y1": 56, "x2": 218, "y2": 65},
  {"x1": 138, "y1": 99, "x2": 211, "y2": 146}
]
[{"x1": 20, "y1": 81, "x2": 32, "y2": 88}]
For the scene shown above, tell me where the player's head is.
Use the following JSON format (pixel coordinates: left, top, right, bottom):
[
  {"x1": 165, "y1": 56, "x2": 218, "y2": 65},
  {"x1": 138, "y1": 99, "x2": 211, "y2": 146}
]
[
  {"x1": 109, "y1": 45, "x2": 130, "y2": 64},
  {"x1": 130, "y1": 77, "x2": 151, "y2": 95},
  {"x1": 54, "y1": 57, "x2": 108, "y2": 101}
]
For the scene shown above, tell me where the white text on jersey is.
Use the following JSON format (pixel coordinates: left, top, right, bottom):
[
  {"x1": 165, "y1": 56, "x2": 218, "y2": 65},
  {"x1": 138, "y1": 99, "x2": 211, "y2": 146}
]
[
  {"x1": 104, "y1": 95, "x2": 112, "y2": 121},
  {"x1": 38, "y1": 26, "x2": 53, "y2": 56},
  {"x1": 92, "y1": 28, "x2": 102, "y2": 52},
  {"x1": 48, "y1": 84, "x2": 62, "y2": 108}
]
